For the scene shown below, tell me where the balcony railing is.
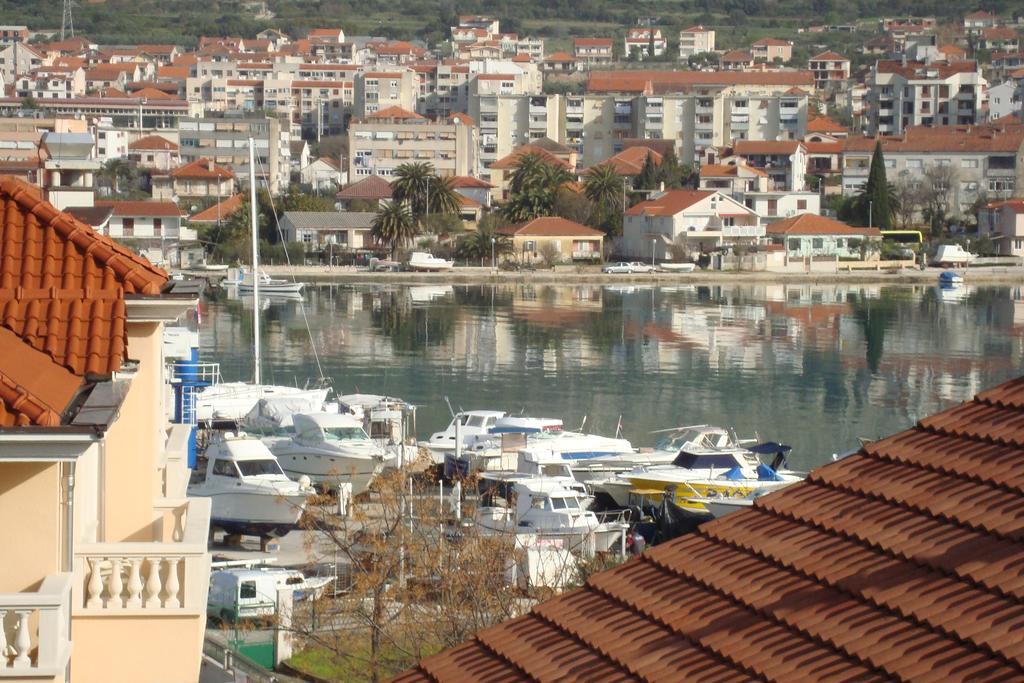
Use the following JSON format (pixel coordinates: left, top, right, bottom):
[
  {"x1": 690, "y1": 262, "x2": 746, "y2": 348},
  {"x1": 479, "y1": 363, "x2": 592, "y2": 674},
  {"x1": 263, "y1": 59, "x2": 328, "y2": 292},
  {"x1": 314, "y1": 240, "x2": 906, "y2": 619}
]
[
  {"x1": 0, "y1": 574, "x2": 72, "y2": 678},
  {"x1": 72, "y1": 497, "x2": 211, "y2": 617}
]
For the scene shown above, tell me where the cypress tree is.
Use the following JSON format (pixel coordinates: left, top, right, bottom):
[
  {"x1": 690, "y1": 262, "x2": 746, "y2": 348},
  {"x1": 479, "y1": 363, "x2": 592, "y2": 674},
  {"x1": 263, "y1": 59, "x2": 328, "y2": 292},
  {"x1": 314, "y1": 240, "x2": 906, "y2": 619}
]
[
  {"x1": 862, "y1": 141, "x2": 892, "y2": 228},
  {"x1": 635, "y1": 150, "x2": 659, "y2": 191}
]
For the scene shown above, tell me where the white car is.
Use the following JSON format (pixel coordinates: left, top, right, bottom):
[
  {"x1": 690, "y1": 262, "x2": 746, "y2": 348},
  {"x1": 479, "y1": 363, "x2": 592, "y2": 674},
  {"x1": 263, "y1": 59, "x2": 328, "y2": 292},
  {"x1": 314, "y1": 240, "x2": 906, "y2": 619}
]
[{"x1": 602, "y1": 262, "x2": 654, "y2": 274}]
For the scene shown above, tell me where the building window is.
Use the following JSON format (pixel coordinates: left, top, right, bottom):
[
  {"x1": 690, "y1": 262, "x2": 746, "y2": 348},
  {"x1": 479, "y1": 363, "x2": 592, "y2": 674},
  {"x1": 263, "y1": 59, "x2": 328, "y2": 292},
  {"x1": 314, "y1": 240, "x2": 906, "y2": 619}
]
[
  {"x1": 787, "y1": 238, "x2": 800, "y2": 251},
  {"x1": 123, "y1": 218, "x2": 134, "y2": 236},
  {"x1": 153, "y1": 218, "x2": 161, "y2": 236},
  {"x1": 906, "y1": 159, "x2": 922, "y2": 169},
  {"x1": 524, "y1": 240, "x2": 536, "y2": 252},
  {"x1": 962, "y1": 159, "x2": 979, "y2": 168},
  {"x1": 812, "y1": 238, "x2": 823, "y2": 249},
  {"x1": 797, "y1": 199, "x2": 807, "y2": 210}
]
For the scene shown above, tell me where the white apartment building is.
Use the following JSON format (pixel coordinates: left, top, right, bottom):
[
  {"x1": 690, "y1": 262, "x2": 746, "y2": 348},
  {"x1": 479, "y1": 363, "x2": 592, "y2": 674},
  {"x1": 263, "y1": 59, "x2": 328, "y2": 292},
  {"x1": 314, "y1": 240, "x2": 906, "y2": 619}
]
[
  {"x1": 353, "y1": 70, "x2": 418, "y2": 118},
  {"x1": 678, "y1": 26, "x2": 715, "y2": 58},
  {"x1": 989, "y1": 80, "x2": 1023, "y2": 121},
  {"x1": 624, "y1": 28, "x2": 666, "y2": 60},
  {"x1": 808, "y1": 51, "x2": 851, "y2": 90},
  {"x1": 574, "y1": 39, "x2": 614, "y2": 67},
  {"x1": 470, "y1": 93, "x2": 565, "y2": 168},
  {"x1": 349, "y1": 108, "x2": 477, "y2": 178},
  {"x1": 866, "y1": 60, "x2": 986, "y2": 135},
  {"x1": 841, "y1": 124, "x2": 1024, "y2": 215},
  {"x1": 178, "y1": 115, "x2": 289, "y2": 193}
]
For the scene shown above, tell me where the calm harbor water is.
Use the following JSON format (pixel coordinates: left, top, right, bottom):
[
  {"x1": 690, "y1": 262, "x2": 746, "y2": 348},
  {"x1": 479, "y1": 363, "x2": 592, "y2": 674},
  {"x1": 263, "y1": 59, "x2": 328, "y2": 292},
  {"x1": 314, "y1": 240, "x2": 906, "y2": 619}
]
[{"x1": 199, "y1": 282, "x2": 1024, "y2": 470}]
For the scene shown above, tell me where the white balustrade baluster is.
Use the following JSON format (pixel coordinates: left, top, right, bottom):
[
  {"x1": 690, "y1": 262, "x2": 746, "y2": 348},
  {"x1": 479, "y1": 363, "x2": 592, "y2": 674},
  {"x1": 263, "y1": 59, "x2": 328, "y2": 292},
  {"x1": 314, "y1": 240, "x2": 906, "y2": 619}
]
[
  {"x1": 172, "y1": 507, "x2": 185, "y2": 542},
  {"x1": 0, "y1": 608, "x2": 8, "y2": 669},
  {"x1": 126, "y1": 558, "x2": 144, "y2": 608},
  {"x1": 106, "y1": 558, "x2": 123, "y2": 609},
  {"x1": 12, "y1": 610, "x2": 31, "y2": 667},
  {"x1": 144, "y1": 558, "x2": 163, "y2": 608},
  {"x1": 164, "y1": 558, "x2": 181, "y2": 608},
  {"x1": 85, "y1": 558, "x2": 104, "y2": 608}
]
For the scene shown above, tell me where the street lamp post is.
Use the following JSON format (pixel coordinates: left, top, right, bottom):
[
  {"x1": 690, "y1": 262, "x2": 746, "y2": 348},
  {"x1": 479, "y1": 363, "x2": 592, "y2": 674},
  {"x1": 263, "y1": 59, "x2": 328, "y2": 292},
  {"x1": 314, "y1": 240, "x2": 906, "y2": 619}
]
[
  {"x1": 869, "y1": 200, "x2": 873, "y2": 228},
  {"x1": 491, "y1": 237, "x2": 496, "y2": 269}
]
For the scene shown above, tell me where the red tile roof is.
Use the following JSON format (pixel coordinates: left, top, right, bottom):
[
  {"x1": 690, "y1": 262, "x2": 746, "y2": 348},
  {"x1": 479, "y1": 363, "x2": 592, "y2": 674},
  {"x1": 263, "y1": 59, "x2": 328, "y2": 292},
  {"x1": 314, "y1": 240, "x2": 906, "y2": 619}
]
[
  {"x1": 0, "y1": 176, "x2": 169, "y2": 426},
  {"x1": 574, "y1": 38, "x2": 612, "y2": 47},
  {"x1": 806, "y1": 115, "x2": 846, "y2": 134},
  {"x1": 625, "y1": 190, "x2": 713, "y2": 216},
  {"x1": 170, "y1": 159, "x2": 233, "y2": 180},
  {"x1": 810, "y1": 50, "x2": 847, "y2": 61},
  {"x1": 189, "y1": 194, "x2": 243, "y2": 222},
  {"x1": 336, "y1": 175, "x2": 393, "y2": 200},
  {"x1": 366, "y1": 106, "x2": 425, "y2": 121},
  {"x1": 587, "y1": 70, "x2": 815, "y2": 94},
  {"x1": 767, "y1": 213, "x2": 881, "y2": 236},
  {"x1": 403, "y1": 374, "x2": 1024, "y2": 681},
  {"x1": 489, "y1": 146, "x2": 572, "y2": 171},
  {"x1": 448, "y1": 176, "x2": 493, "y2": 189},
  {"x1": 584, "y1": 146, "x2": 662, "y2": 177},
  {"x1": 699, "y1": 163, "x2": 767, "y2": 177},
  {"x1": 94, "y1": 200, "x2": 183, "y2": 218},
  {"x1": 499, "y1": 217, "x2": 604, "y2": 238},
  {"x1": 735, "y1": 139, "x2": 804, "y2": 155},
  {"x1": 127, "y1": 134, "x2": 178, "y2": 151},
  {"x1": 843, "y1": 125, "x2": 1024, "y2": 154}
]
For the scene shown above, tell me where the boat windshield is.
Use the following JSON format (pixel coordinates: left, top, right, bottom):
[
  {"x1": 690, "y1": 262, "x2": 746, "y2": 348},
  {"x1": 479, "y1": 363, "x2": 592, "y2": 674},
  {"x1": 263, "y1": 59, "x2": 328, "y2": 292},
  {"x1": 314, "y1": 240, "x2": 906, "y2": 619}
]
[
  {"x1": 324, "y1": 427, "x2": 369, "y2": 441},
  {"x1": 466, "y1": 415, "x2": 488, "y2": 428},
  {"x1": 550, "y1": 496, "x2": 581, "y2": 510},
  {"x1": 236, "y1": 459, "x2": 285, "y2": 477},
  {"x1": 657, "y1": 429, "x2": 731, "y2": 452},
  {"x1": 671, "y1": 452, "x2": 743, "y2": 469}
]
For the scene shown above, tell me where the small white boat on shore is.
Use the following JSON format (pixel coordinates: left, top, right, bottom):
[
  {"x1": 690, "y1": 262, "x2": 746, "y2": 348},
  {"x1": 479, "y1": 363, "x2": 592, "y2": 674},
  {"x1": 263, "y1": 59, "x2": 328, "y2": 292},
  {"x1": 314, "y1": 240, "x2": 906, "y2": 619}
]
[
  {"x1": 223, "y1": 267, "x2": 305, "y2": 294},
  {"x1": 407, "y1": 251, "x2": 454, "y2": 272},
  {"x1": 421, "y1": 409, "x2": 507, "y2": 457},
  {"x1": 659, "y1": 262, "x2": 696, "y2": 273},
  {"x1": 189, "y1": 433, "x2": 312, "y2": 538}
]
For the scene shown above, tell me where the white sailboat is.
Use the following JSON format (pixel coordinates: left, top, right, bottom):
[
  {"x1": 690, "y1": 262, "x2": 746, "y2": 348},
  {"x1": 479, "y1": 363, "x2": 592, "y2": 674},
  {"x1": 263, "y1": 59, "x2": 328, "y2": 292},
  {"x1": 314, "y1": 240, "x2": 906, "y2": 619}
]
[{"x1": 195, "y1": 138, "x2": 327, "y2": 421}]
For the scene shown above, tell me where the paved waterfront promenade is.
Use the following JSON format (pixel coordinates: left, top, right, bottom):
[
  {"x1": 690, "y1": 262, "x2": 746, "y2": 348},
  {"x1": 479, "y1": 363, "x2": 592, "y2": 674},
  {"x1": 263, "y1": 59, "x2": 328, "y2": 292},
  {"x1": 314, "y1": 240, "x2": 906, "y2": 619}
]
[{"x1": 207, "y1": 263, "x2": 1024, "y2": 285}]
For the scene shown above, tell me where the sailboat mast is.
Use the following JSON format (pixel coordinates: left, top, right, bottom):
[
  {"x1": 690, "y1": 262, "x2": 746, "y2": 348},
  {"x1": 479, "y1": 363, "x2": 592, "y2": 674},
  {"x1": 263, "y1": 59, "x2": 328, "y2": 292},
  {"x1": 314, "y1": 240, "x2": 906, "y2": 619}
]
[{"x1": 249, "y1": 137, "x2": 261, "y2": 385}]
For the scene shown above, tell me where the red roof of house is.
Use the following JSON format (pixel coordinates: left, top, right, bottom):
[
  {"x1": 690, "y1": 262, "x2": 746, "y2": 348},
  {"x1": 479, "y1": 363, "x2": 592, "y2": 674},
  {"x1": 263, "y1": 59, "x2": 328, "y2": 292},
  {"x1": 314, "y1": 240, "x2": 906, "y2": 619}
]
[
  {"x1": 169, "y1": 159, "x2": 233, "y2": 180},
  {"x1": 584, "y1": 146, "x2": 662, "y2": 177},
  {"x1": 127, "y1": 135, "x2": 178, "y2": 151},
  {"x1": 734, "y1": 139, "x2": 804, "y2": 155},
  {"x1": 336, "y1": 175, "x2": 393, "y2": 200},
  {"x1": 587, "y1": 70, "x2": 815, "y2": 94},
  {"x1": 366, "y1": 106, "x2": 425, "y2": 121},
  {"x1": 498, "y1": 217, "x2": 604, "y2": 238},
  {"x1": 574, "y1": 38, "x2": 612, "y2": 47},
  {"x1": 843, "y1": 125, "x2": 1024, "y2": 154},
  {"x1": 189, "y1": 194, "x2": 244, "y2": 223},
  {"x1": 810, "y1": 50, "x2": 847, "y2": 61},
  {"x1": 94, "y1": 200, "x2": 182, "y2": 218},
  {"x1": 400, "y1": 373, "x2": 1024, "y2": 681},
  {"x1": 753, "y1": 38, "x2": 791, "y2": 46},
  {"x1": 721, "y1": 50, "x2": 753, "y2": 62},
  {"x1": 807, "y1": 115, "x2": 847, "y2": 134},
  {"x1": 489, "y1": 145, "x2": 572, "y2": 171},
  {"x1": 766, "y1": 213, "x2": 881, "y2": 236},
  {"x1": 625, "y1": 190, "x2": 713, "y2": 216},
  {"x1": 448, "y1": 175, "x2": 493, "y2": 189},
  {"x1": 984, "y1": 197, "x2": 1024, "y2": 212},
  {"x1": 0, "y1": 176, "x2": 169, "y2": 425},
  {"x1": 699, "y1": 163, "x2": 767, "y2": 178},
  {"x1": 981, "y1": 27, "x2": 1019, "y2": 41},
  {"x1": 543, "y1": 51, "x2": 576, "y2": 62}
]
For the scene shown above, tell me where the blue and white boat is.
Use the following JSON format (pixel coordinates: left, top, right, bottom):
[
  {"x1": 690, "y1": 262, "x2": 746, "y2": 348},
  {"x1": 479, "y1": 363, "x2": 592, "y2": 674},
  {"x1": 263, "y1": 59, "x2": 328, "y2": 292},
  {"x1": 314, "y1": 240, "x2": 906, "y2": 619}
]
[{"x1": 938, "y1": 270, "x2": 964, "y2": 287}]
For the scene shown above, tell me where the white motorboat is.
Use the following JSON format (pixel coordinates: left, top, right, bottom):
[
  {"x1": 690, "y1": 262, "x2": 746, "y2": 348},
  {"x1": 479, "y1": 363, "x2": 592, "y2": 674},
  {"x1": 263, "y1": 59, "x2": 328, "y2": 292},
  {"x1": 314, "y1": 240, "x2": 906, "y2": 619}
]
[
  {"x1": 659, "y1": 262, "x2": 696, "y2": 273},
  {"x1": 266, "y1": 412, "x2": 387, "y2": 495},
  {"x1": 188, "y1": 433, "x2": 312, "y2": 537},
  {"x1": 420, "y1": 409, "x2": 507, "y2": 455},
  {"x1": 589, "y1": 426, "x2": 798, "y2": 510},
  {"x1": 474, "y1": 478, "x2": 628, "y2": 555},
  {"x1": 688, "y1": 496, "x2": 756, "y2": 519},
  {"x1": 236, "y1": 270, "x2": 303, "y2": 294},
  {"x1": 338, "y1": 394, "x2": 418, "y2": 464},
  {"x1": 196, "y1": 383, "x2": 329, "y2": 422},
  {"x1": 407, "y1": 251, "x2": 454, "y2": 272}
]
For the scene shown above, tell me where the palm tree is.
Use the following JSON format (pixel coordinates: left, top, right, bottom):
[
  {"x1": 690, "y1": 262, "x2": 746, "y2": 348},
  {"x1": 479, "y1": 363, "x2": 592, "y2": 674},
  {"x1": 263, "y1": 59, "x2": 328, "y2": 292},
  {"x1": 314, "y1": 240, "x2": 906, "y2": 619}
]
[
  {"x1": 427, "y1": 175, "x2": 462, "y2": 216},
  {"x1": 391, "y1": 162, "x2": 434, "y2": 221},
  {"x1": 536, "y1": 163, "x2": 573, "y2": 192},
  {"x1": 509, "y1": 153, "x2": 548, "y2": 195},
  {"x1": 100, "y1": 158, "x2": 135, "y2": 196},
  {"x1": 584, "y1": 163, "x2": 625, "y2": 234},
  {"x1": 502, "y1": 187, "x2": 552, "y2": 222},
  {"x1": 457, "y1": 223, "x2": 512, "y2": 261},
  {"x1": 370, "y1": 201, "x2": 417, "y2": 258}
]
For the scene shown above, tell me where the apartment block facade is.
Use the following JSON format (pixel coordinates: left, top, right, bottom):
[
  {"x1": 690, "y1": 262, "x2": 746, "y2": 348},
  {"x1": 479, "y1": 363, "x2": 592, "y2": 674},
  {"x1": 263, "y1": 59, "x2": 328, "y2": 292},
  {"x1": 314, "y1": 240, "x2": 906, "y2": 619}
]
[
  {"x1": 678, "y1": 26, "x2": 715, "y2": 58},
  {"x1": 866, "y1": 60, "x2": 986, "y2": 135},
  {"x1": 177, "y1": 115, "x2": 289, "y2": 193},
  {"x1": 349, "y1": 109, "x2": 477, "y2": 178}
]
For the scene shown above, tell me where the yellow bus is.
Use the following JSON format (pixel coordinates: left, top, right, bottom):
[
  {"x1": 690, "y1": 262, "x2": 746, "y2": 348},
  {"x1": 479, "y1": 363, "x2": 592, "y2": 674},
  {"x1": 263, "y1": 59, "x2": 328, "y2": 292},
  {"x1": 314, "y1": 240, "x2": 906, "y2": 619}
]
[{"x1": 880, "y1": 229, "x2": 924, "y2": 246}]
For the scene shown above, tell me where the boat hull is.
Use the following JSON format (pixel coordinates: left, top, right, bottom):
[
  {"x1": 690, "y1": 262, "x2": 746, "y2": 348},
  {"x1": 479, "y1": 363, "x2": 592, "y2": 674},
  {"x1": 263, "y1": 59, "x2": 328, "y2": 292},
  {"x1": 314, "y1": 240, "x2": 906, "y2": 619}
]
[
  {"x1": 191, "y1": 490, "x2": 308, "y2": 537},
  {"x1": 271, "y1": 447, "x2": 382, "y2": 495}
]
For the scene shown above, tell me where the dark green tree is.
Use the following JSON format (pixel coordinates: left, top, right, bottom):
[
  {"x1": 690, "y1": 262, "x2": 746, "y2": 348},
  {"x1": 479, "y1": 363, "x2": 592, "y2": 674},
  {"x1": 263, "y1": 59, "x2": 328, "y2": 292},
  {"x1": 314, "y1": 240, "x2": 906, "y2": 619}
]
[
  {"x1": 634, "y1": 151, "x2": 660, "y2": 192},
  {"x1": 370, "y1": 201, "x2": 417, "y2": 258},
  {"x1": 860, "y1": 141, "x2": 892, "y2": 228}
]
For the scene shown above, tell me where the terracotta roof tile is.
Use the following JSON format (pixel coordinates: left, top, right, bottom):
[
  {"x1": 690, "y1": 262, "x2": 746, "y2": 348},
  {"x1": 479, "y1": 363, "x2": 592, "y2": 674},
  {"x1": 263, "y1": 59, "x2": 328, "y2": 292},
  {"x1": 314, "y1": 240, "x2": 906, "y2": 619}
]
[
  {"x1": 170, "y1": 158, "x2": 233, "y2": 180},
  {"x1": 624, "y1": 190, "x2": 713, "y2": 217},
  {"x1": 767, "y1": 214, "x2": 881, "y2": 236},
  {"x1": 336, "y1": 175, "x2": 393, "y2": 200},
  {"x1": 127, "y1": 134, "x2": 178, "y2": 151},
  {"x1": 583, "y1": 146, "x2": 662, "y2": 177},
  {"x1": 489, "y1": 145, "x2": 571, "y2": 171},
  {"x1": 403, "y1": 374, "x2": 1024, "y2": 682},
  {"x1": 499, "y1": 217, "x2": 604, "y2": 238}
]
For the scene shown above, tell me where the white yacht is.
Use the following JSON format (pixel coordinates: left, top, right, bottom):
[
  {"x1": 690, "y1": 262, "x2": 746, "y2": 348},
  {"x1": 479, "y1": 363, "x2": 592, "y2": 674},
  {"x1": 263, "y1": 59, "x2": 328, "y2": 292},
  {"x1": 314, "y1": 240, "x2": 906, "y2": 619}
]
[
  {"x1": 196, "y1": 383, "x2": 329, "y2": 422},
  {"x1": 421, "y1": 410, "x2": 507, "y2": 455},
  {"x1": 223, "y1": 267, "x2": 305, "y2": 294},
  {"x1": 407, "y1": 251, "x2": 454, "y2": 272},
  {"x1": 474, "y1": 478, "x2": 628, "y2": 555},
  {"x1": 266, "y1": 413, "x2": 386, "y2": 495},
  {"x1": 188, "y1": 433, "x2": 312, "y2": 537},
  {"x1": 338, "y1": 394, "x2": 418, "y2": 464}
]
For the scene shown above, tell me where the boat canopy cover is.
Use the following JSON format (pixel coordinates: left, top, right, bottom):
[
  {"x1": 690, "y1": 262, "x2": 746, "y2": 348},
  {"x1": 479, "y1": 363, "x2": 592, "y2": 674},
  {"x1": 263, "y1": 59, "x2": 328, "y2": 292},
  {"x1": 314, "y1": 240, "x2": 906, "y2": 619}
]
[
  {"x1": 722, "y1": 466, "x2": 746, "y2": 481},
  {"x1": 242, "y1": 395, "x2": 327, "y2": 432},
  {"x1": 756, "y1": 463, "x2": 784, "y2": 481},
  {"x1": 748, "y1": 442, "x2": 792, "y2": 455}
]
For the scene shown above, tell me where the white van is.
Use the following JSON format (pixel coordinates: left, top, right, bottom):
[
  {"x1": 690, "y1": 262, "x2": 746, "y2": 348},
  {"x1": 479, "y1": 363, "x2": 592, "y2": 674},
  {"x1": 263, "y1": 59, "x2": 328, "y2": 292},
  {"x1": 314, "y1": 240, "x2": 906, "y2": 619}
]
[{"x1": 207, "y1": 569, "x2": 298, "y2": 622}]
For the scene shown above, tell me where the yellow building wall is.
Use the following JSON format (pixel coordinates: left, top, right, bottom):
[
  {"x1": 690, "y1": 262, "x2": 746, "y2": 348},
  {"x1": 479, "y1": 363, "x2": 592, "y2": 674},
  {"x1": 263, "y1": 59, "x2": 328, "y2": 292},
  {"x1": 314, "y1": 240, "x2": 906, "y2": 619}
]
[
  {"x1": 102, "y1": 322, "x2": 163, "y2": 543},
  {"x1": 71, "y1": 616, "x2": 203, "y2": 683},
  {"x1": 0, "y1": 462, "x2": 61, "y2": 592},
  {"x1": 512, "y1": 235, "x2": 603, "y2": 263}
]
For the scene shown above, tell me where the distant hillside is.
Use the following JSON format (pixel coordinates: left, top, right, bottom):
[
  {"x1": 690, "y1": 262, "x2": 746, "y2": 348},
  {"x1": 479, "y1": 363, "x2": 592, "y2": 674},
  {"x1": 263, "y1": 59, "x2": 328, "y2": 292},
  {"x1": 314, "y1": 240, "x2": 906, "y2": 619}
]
[{"x1": 0, "y1": 0, "x2": 1013, "y2": 47}]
